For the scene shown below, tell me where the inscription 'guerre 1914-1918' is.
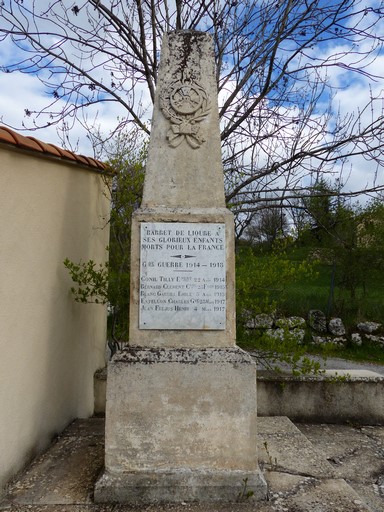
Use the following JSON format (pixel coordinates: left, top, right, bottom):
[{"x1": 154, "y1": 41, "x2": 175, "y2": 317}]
[{"x1": 139, "y1": 222, "x2": 226, "y2": 330}]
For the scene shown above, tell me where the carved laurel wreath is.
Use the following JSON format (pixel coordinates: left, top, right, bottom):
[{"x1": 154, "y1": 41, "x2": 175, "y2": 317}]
[{"x1": 160, "y1": 79, "x2": 211, "y2": 149}]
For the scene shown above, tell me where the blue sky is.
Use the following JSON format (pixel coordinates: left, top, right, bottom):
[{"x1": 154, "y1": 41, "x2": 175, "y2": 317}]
[{"x1": 0, "y1": 1, "x2": 383, "y2": 199}]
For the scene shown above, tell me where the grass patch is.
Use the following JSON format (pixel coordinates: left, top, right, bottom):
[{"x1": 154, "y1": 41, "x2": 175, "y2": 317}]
[
  {"x1": 265, "y1": 246, "x2": 384, "y2": 329},
  {"x1": 235, "y1": 241, "x2": 384, "y2": 367}
]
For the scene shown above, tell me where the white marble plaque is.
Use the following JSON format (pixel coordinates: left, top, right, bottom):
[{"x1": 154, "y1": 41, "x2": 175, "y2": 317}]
[{"x1": 139, "y1": 222, "x2": 226, "y2": 330}]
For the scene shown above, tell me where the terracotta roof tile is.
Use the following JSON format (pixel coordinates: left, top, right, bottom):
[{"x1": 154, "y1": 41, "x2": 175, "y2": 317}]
[
  {"x1": 0, "y1": 125, "x2": 107, "y2": 171},
  {"x1": 49, "y1": 144, "x2": 77, "y2": 161},
  {"x1": 75, "y1": 155, "x2": 91, "y2": 166},
  {"x1": 0, "y1": 127, "x2": 18, "y2": 145},
  {"x1": 29, "y1": 137, "x2": 62, "y2": 156},
  {"x1": 86, "y1": 157, "x2": 102, "y2": 168}
]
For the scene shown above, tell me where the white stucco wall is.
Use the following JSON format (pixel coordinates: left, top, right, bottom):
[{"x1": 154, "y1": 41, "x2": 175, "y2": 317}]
[{"x1": 0, "y1": 146, "x2": 110, "y2": 492}]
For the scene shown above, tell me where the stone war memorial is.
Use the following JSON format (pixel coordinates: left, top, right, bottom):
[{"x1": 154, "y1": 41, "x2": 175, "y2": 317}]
[{"x1": 95, "y1": 30, "x2": 267, "y2": 504}]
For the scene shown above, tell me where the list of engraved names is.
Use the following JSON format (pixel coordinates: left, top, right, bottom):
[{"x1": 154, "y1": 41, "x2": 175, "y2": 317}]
[{"x1": 139, "y1": 222, "x2": 226, "y2": 330}]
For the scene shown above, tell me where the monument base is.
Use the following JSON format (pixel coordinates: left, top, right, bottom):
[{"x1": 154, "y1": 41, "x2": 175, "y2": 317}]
[
  {"x1": 95, "y1": 467, "x2": 267, "y2": 504},
  {"x1": 94, "y1": 347, "x2": 267, "y2": 504}
]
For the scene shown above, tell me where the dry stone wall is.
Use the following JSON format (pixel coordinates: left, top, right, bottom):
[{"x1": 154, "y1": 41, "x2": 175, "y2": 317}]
[{"x1": 245, "y1": 311, "x2": 383, "y2": 348}]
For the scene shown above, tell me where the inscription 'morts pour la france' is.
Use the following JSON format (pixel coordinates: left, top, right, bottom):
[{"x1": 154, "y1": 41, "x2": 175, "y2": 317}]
[{"x1": 139, "y1": 222, "x2": 226, "y2": 330}]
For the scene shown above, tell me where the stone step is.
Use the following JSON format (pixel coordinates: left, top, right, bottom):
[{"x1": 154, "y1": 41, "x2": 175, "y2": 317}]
[
  {"x1": 258, "y1": 417, "x2": 378, "y2": 512},
  {"x1": 1, "y1": 417, "x2": 380, "y2": 511}
]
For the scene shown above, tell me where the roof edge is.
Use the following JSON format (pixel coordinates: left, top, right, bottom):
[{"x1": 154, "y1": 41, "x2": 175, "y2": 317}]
[{"x1": 0, "y1": 126, "x2": 108, "y2": 172}]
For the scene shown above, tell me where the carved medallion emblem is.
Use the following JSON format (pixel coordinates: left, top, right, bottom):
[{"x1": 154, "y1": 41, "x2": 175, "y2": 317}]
[{"x1": 160, "y1": 79, "x2": 211, "y2": 149}]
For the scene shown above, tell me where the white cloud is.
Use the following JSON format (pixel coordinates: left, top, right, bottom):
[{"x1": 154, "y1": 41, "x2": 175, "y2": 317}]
[
  {"x1": 0, "y1": 72, "x2": 61, "y2": 140},
  {"x1": 0, "y1": 67, "x2": 153, "y2": 156},
  {"x1": 0, "y1": 2, "x2": 382, "y2": 197},
  {"x1": 0, "y1": 3, "x2": 154, "y2": 157}
]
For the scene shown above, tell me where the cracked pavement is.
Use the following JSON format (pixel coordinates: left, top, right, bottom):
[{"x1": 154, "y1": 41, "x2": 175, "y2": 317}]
[{"x1": 1, "y1": 417, "x2": 383, "y2": 512}]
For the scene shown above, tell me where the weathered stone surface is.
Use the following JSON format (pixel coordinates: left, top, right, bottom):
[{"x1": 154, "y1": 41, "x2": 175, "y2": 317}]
[
  {"x1": 299, "y1": 423, "x2": 384, "y2": 511},
  {"x1": 246, "y1": 313, "x2": 274, "y2": 329},
  {"x1": 308, "y1": 309, "x2": 327, "y2": 332},
  {"x1": 96, "y1": 364, "x2": 384, "y2": 422},
  {"x1": 275, "y1": 316, "x2": 306, "y2": 329},
  {"x1": 351, "y1": 332, "x2": 363, "y2": 346},
  {"x1": 95, "y1": 347, "x2": 267, "y2": 503},
  {"x1": 266, "y1": 327, "x2": 305, "y2": 344},
  {"x1": 257, "y1": 370, "x2": 384, "y2": 424},
  {"x1": 3, "y1": 417, "x2": 383, "y2": 512},
  {"x1": 279, "y1": 478, "x2": 371, "y2": 512},
  {"x1": 266, "y1": 473, "x2": 372, "y2": 511},
  {"x1": 96, "y1": 30, "x2": 265, "y2": 505},
  {"x1": 357, "y1": 321, "x2": 382, "y2": 334},
  {"x1": 142, "y1": 31, "x2": 225, "y2": 209},
  {"x1": 129, "y1": 208, "x2": 236, "y2": 347},
  {"x1": 96, "y1": 469, "x2": 267, "y2": 505},
  {"x1": 127, "y1": 31, "x2": 237, "y2": 348},
  {"x1": 258, "y1": 415, "x2": 300, "y2": 434},
  {"x1": 364, "y1": 334, "x2": 384, "y2": 347},
  {"x1": 312, "y1": 335, "x2": 346, "y2": 346},
  {"x1": 258, "y1": 417, "x2": 337, "y2": 479},
  {"x1": 264, "y1": 470, "x2": 316, "y2": 496},
  {"x1": 139, "y1": 221, "x2": 226, "y2": 330},
  {"x1": 328, "y1": 317, "x2": 346, "y2": 336},
  {"x1": 0, "y1": 418, "x2": 104, "y2": 506},
  {"x1": 292, "y1": 328, "x2": 306, "y2": 344},
  {"x1": 107, "y1": 349, "x2": 257, "y2": 466},
  {"x1": 299, "y1": 423, "x2": 384, "y2": 484},
  {"x1": 265, "y1": 328, "x2": 285, "y2": 341}
]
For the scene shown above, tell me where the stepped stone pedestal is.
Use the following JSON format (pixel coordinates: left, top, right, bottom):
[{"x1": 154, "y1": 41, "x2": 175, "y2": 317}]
[{"x1": 94, "y1": 30, "x2": 267, "y2": 504}]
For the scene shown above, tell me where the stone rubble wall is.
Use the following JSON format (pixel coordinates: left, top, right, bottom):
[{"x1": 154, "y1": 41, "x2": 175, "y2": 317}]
[{"x1": 245, "y1": 311, "x2": 383, "y2": 348}]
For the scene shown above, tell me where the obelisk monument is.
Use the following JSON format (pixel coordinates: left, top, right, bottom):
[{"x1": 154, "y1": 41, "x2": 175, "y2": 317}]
[{"x1": 95, "y1": 30, "x2": 267, "y2": 504}]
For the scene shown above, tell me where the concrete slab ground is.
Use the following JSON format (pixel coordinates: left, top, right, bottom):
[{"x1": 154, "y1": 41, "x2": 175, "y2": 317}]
[{"x1": 1, "y1": 417, "x2": 383, "y2": 512}]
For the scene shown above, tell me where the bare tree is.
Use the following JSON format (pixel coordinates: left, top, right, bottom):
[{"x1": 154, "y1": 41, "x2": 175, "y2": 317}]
[
  {"x1": 1, "y1": 0, "x2": 384, "y2": 220},
  {"x1": 245, "y1": 205, "x2": 289, "y2": 246}
]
